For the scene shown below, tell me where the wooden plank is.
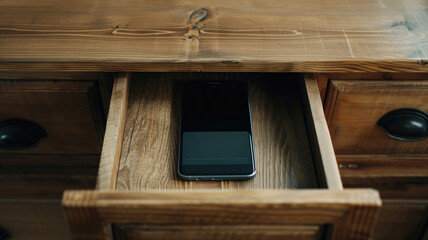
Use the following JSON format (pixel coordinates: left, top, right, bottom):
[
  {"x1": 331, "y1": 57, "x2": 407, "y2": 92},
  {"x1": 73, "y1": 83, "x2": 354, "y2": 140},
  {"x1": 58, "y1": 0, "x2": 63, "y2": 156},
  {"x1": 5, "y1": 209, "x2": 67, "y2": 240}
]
[
  {"x1": 96, "y1": 73, "x2": 130, "y2": 190},
  {"x1": 115, "y1": 73, "x2": 318, "y2": 191},
  {"x1": 0, "y1": 72, "x2": 103, "y2": 80},
  {"x1": 62, "y1": 189, "x2": 381, "y2": 240},
  {"x1": 113, "y1": 224, "x2": 322, "y2": 240},
  {"x1": 0, "y1": 0, "x2": 427, "y2": 72},
  {"x1": 302, "y1": 74, "x2": 343, "y2": 190}
]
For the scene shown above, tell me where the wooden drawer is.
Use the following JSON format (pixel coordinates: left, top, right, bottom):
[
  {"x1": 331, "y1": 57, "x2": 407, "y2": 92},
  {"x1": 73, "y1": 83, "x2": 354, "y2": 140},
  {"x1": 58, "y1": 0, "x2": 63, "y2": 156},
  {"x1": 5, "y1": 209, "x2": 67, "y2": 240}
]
[
  {"x1": 0, "y1": 74, "x2": 110, "y2": 198},
  {"x1": 62, "y1": 73, "x2": 381, "y2": 240},
  {"x1": 324, "y1": 79, "x2": 428, "y2": 155},
  {"x1": 0, "y1": 80, "x2": 104, "y2": 154},
  {"x1": 0, "y1": 199, "x2": 71, "y2": 240},
  {"x1": 319, "y1": 73, "x2": 428, "y2": 198}
]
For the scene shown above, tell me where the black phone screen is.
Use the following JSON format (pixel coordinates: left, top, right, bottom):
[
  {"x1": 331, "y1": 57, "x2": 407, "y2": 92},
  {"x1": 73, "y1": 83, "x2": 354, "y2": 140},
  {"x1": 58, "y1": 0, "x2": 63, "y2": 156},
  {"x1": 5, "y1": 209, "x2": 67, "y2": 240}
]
[{"x1": 179, "y1": 81, "x2": 255, "y2": 179}]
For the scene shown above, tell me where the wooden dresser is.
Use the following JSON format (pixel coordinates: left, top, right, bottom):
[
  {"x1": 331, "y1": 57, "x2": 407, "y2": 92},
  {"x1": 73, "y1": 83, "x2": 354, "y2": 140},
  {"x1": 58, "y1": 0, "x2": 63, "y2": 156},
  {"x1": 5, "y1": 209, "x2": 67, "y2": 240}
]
[{"x1": 0, "y1": 0, "x2": 427, "y2": 239}]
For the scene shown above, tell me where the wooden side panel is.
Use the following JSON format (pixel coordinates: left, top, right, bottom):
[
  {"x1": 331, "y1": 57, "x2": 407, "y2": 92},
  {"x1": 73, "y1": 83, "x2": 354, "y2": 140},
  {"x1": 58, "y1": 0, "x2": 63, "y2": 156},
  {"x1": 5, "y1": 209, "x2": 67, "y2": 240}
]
[
  {"x1": 302, "y1": 74, "x2": 342, "y2": 190},
  {"x1": 0, "y1": 200, "x2": 71, "y2": 240},
  {"x1": 62, "y1": 189, "x2": 381, "y2": 240},
  {"x1": 115, "y1": 73, "x2": 318, "y2": 191},
  {"x1": 96, "y1": 73, "x2": 130, "y2": 190},
  {"x1": 113, "y1": 225, "x2": 322, "y2": 240}
]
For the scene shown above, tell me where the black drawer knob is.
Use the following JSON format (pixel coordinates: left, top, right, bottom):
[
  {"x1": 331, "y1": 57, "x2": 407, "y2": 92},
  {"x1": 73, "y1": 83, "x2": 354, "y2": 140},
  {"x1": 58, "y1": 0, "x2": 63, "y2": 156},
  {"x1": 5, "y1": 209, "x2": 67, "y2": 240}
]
[
  {"x1": 377, "y1": 108, "x2": 428, "y2": 142},
  {"x1": 0, "y1": 227, "x2": 11, "y2": 240},
  {"x1": 0, "y1": 119, "x2": 47, "y2": 150}
]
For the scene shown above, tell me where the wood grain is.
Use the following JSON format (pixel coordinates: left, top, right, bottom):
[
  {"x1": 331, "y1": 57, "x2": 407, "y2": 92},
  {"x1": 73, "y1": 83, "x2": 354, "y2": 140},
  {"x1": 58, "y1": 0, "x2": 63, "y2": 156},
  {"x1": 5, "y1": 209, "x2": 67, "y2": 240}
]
[
  {"x1": 0, "y1": 199, "x2": 71, "y2": 240},
  {"x1": 0, "y1": 0, "x2": 427, "y2": 72},
  {"x1": 324, "y1": 79, "x2": 428, "y2": 155},
  {"x1": 113, "y1": 224, "x2": 322, "y2": 240},
  {"x1": 96, "y1": 73, "x2": 130, "y2": 190},
  {"x1": 115, "y1": 73, "x2": 318, "y2": 191},
  {"x1": 302, "y1": 74, "x2": 342, "y2": 190},
  {"x1": 0, "y1": 80, "x2": 105, "y2": 154},
  {"x1": 62, "y1": 189, "x2": 381, "y2": 240}
]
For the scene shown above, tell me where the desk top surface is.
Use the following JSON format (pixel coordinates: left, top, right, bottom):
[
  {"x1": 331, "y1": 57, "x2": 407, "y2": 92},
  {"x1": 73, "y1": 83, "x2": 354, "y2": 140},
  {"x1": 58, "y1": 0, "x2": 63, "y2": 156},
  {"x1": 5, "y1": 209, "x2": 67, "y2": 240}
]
[{"x1": 0, "y1": 0, "x2": 427, "y2": 72}]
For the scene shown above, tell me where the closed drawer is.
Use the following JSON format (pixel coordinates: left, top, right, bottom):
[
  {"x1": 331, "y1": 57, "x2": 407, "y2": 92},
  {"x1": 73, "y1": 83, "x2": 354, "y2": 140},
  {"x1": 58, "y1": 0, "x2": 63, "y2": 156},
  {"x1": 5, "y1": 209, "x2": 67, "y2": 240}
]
[
  {"x1": 63, "y1": 73, "x2": 380, "y2": 240},
  {"x1": 319, "y1": 74, "x2": 428, "y2": 198},
  {"x1": 324, "y1": 79, "x2": 428, "y2": 155},
  {"x1": 0, "y1": 80, "x2": 104, "y2": 154},
  {"x1": 0, "y1": 76, "x2": 109, "y2": 198}
]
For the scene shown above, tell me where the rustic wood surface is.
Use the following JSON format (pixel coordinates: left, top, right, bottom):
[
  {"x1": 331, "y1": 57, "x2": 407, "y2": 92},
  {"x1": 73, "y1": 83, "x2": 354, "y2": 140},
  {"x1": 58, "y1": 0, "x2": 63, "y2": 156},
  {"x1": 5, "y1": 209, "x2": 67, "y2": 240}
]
[
  {"x1": 96, "y1": 73, "x2": 130, "y2": 190},
  {"x1": 115, "y1": 73, "x2": 318, "y2": 191},
  {"x1": 302, "y1": 74, "x2": 342, "y2": 190},
  {"x1": 0, "y1": 199, "x2": 71, "y2": 240},
  {"x1": 324, "y1": 79, "x2": 428, "y2": 155},
  {"x1": 113, "y1": 224, "x2": 322, "y2": 240},
  {"x1": 0, "y1": 0, "x2": 427, "y2": 72},
  {"x1": 62, "y1": 189, "x2": 381, "y2": 240}
]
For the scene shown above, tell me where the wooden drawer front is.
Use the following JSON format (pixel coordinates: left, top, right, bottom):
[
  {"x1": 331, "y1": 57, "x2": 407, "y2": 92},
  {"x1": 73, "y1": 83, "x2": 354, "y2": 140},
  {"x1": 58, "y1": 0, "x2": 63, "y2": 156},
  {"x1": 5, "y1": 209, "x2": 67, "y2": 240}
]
[
  {"x1": 0, "y1": 80, "x2": 104, "y2": 154},
  {"x1": 0, "y1": 199, "x2": 71, "y2": 240},
  {"x1": 324, "y1": 80, "x2": 428, "y2": 155},
  {"x1": 0, "y1": 79, "x2": 106, "y2": 198},
  {"x1": 63, "y1": 190, "x2": 380, "y2": 240},
  {"x1": 113, "y1": 224, "x2": 322, "y2": 240},
  {"x1": 372, "y1": 200, "x2": 428, "y2": 240}
]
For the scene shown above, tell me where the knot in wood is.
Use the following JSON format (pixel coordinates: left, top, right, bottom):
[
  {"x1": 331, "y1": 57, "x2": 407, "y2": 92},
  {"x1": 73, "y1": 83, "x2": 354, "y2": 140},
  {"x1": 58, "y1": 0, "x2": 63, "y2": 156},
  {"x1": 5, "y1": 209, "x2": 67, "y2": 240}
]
[{"x1": 190, "y1": 8, "x2": 208, "y2": 22}]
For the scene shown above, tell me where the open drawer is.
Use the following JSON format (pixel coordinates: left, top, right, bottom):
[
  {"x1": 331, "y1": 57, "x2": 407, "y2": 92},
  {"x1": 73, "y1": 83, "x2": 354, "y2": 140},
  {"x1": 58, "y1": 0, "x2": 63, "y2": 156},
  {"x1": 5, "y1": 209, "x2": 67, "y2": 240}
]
[{"x1": 62, "y1": 73, "x2": 381, "y2": 240}]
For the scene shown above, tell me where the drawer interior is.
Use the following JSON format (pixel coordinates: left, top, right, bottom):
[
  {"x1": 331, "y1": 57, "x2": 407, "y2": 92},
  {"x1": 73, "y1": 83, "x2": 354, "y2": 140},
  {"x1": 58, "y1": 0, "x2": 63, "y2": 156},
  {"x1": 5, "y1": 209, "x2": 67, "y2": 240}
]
[
  {"x1": 104, "y1": 73, "x2": 341, "y2": 191},
  {"x1": 62, "y1": 73, "x2": 384, "y2": 240}
]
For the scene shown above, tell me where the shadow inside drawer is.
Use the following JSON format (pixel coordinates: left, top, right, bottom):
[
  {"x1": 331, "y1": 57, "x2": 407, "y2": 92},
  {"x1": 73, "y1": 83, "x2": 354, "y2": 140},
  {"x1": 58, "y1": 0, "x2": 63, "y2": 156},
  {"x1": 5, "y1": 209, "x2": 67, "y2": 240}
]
[{"x1": 116, "y1": 73, "x2": 318, "y2": 191}]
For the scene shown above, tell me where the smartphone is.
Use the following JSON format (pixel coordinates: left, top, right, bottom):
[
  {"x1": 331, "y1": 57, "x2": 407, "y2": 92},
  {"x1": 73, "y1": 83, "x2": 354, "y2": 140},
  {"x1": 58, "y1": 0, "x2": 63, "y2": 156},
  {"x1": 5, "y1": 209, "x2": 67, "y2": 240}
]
[{"x1": 178, "y1": 81, "x2": 256, "y2": 181}]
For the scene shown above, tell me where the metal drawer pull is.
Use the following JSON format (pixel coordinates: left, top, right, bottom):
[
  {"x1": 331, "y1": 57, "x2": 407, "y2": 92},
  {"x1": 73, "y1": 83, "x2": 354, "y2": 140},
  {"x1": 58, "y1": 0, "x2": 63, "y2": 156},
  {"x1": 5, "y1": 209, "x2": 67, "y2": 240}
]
[
  {"x1": 377, "y1": 108, "x2": 428, "y2": 142},
  {"x1": 0, "y1": 119, "x2": 47, "y2": 150}
]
